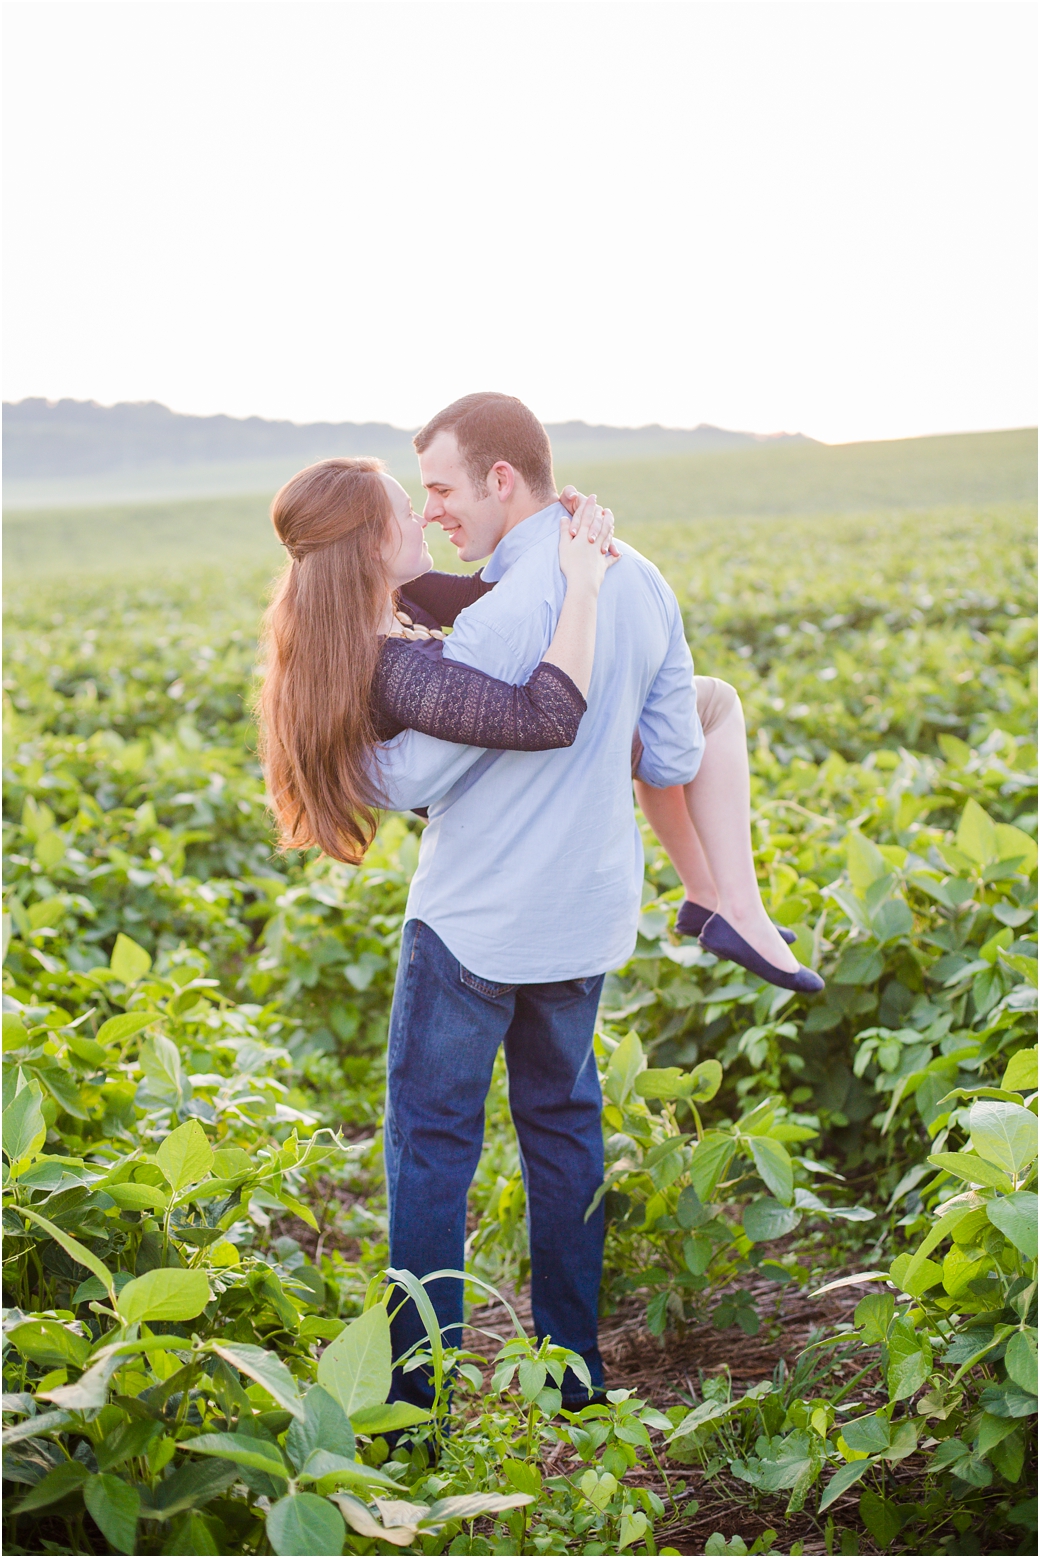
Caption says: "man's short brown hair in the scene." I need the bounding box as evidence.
[414,392,555,500]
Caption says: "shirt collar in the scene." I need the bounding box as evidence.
[480,501,566,583]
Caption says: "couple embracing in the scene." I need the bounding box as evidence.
[258,392,822,1409]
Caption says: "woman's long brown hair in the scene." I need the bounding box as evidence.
[257,457,393,863]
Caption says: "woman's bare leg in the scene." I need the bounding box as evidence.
[634,780,718,909]
[636,701,799,972]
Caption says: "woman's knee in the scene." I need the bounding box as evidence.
[695,675,743,735]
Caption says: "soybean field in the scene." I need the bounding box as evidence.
[2,429,1037,1557]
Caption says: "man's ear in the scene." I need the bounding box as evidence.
[487,461,517,503]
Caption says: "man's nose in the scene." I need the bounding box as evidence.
[422,494,441,521]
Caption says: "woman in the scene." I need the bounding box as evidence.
[258,457,821,995]
[258,454,615,861]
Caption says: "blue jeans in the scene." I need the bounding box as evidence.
[384,919,605,1407]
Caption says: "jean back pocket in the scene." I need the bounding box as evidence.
[459,964,517,1002]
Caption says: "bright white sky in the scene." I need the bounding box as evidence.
[3,0,1036,442]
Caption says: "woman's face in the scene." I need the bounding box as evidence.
[380,474,433,587]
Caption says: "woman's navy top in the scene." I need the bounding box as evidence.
[371,570,586,751]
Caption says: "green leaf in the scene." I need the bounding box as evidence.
[266,1491,346,1557]
[969,1099,1038,1177]
[854,1291,895,1342]
[331,1494,410,1543]
[688,1132,736,1203]
[276,1191,319,1233]
[7,1318,91,1369]
[211,1147,254,1179]
[859,1490,902,1548]
[210,1341,306,1420]
[188,1432,289,1480]
[689,1058,723,1101]
[1004,1330,1038,1396]
[995,822,1037,874]
[743,1197,801,1243]
[117,1267,211,1324]
[1002,1048,1039,1093]
[927,1151,1012,1191]
[979,1381,1039,1419]
[957,799,999,866]
[2,1013,29,1050]
[635,1067,689,1100]
[156,1118,214,1191]
[286,1385,356,1472]
[95,1011,161,1047]
[987,1192,1038,1258]
[110,932,152,984]
[65,1031,109,1066]
[40,1349,124,1411]
[999,950,1039,986]
[841,1413,890,1454]
[350,1400,432,1436]
[888,1251,942,1298]
[0,1408,72,1446]
[316,1302,392,1417]
[19,1205,116,1303]
[104,1181,170,1212]
[425,1492,535,1526]
[2,1079,46,1162]
[96,1415,164,1472]
[73,1271,135,1305]
[989,1428,1025,1482]
[15,1459,90,1511]
[28,894,66,929]
[138,1457,238,1520]
[518,1358,547,1402]
[159,1512,222,1555]
[747,1136,794,1205]
[880,1418,920,1462]
[847,831,888,892]
[300,1450,404,1491]
[887,1316,932,1402]
[675,1185,710,1229]
[683,1232,715,1274]
[976,1410,1019,1457]
[872,898,913,943]
[84,1474,140,1555]
[139,1032,187,1107]
[604,1029,645,1107]
[819,1458,870,1512]
[831,942,885,986]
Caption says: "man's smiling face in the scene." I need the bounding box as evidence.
[418,431,506,563]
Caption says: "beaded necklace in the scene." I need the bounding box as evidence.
[386,608,446,643]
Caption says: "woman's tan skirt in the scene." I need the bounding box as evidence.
[631,676,738,777]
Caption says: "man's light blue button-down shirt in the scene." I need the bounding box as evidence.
[374,502,704,984]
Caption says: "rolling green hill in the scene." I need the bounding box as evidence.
[3,426,1035,586]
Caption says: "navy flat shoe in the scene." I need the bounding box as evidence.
[676,899,796,944]
[700,912,824,994]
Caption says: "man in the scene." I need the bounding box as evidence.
[377,392,702,1407]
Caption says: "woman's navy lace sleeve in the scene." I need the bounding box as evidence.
[399,570,494,628]
[373,638,586,750]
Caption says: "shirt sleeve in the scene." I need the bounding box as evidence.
[400,570,495,627]
[373,727,489,812]
[634,595,704,787]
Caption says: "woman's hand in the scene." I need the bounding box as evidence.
[560,484,620,556]
[558,494,619,592]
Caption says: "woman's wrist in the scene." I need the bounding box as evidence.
[563,576,602,601]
